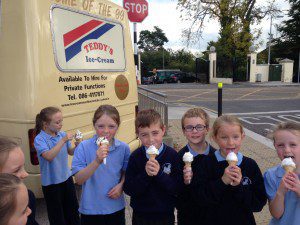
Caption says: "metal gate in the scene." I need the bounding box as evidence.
[269,64,282,81]
[195,58,209,83]
[217,56,247,82]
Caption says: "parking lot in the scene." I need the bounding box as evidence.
[147,82,300,139]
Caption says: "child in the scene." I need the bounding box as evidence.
[177,108,216,225]
[124,109,182,225]
[264,122,300,225]
[0,137,39,225]
[34,107,80,225]
[191,115,267,225]
[0,173,32,225]
[72,105,130,225]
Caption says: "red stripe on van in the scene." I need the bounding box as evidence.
[63,20,103,47]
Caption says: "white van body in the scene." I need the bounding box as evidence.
[0,0,139,197]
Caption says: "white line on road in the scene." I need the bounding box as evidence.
[227,110,300,115]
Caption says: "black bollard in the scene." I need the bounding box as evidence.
[218,83,222,117]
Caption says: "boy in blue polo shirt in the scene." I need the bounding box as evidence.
[124,109,182,225]
[264,122,300,225]
[72,105,130,225]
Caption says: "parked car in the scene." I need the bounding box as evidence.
[155,69,180,83]
[141,75,154,85]
[168,72,198,83]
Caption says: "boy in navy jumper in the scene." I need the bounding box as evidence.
[177,108,216,225]
[124,109,182,225]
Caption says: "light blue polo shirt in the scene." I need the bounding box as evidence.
[214,150,243,166]
[264,165,300,225]
[72,135,130,215]
[187,142,210,157]
[34,130,72,186]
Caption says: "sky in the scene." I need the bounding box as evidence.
[112,0,290,54]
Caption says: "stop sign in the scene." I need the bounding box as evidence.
[123,0,148,23]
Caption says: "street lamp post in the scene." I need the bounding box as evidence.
[267,15,284,65]
[267,16,273,65]
[162,48,165,70]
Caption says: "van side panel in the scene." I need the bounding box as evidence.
[0,0,138,197]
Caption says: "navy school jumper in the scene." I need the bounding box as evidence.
[124,145,183,220]
[190,153,267,225]
[176,144,216,225]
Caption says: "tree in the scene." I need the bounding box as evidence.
[177,0,277,47]
[138,26,169,51]
[177,0,279,80]
[273,0,299,79]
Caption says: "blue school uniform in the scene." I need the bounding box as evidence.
[34,130,80,225]
[264,165,300,225]
[72,135,130,215]
[34,130,72,186]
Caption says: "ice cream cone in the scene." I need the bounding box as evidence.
[184,162,192,167]
[283,165,295,173]
[75,130,83,142]
[227,160,238,166]
[149,154,157,160]
[75,137,83,142]
[281,157,296,173]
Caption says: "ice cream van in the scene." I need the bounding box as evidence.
[0,0,139,197]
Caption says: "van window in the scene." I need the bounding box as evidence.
[51,5,126,72]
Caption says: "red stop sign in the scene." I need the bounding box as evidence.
[123,0,148,23]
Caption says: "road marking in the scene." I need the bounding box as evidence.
[227,110,300,115]
[277,115,300,123]
[175,90,215,102]
[208,111,275,149]
[235,89,263,100]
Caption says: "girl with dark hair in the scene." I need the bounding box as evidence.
[34,107,80,225]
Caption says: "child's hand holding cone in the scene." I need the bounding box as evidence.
[95,137,109,165]
[183,152,193,184]
[224,152,242,186]
[146,145,159,176]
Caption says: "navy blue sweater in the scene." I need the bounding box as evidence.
[191,153,267,225]
[124,145,183,218]
[176,144,216,225]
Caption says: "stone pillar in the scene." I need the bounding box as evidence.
[209,52,217,81]
[248,52,257,83]
[279,58,294,82]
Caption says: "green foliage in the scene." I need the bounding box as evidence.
[138,26,169,51]
[138,27,196,76]
[140,48,196,76]
[273,0,299,68]
[177,0,279,79]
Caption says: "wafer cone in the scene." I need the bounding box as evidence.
[149,154,157,160]
[227,160,238,166]
[283,165,296,173]
[75,137,83,142]
[184,162,192,167]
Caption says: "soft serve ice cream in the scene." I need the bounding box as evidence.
[96,137,109,165]
[146,145,159,160]
[226,152,238,166]
[183,152,194,166]
[281,157,296,173]
[183,152,194,184]
[75,130,83,141]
